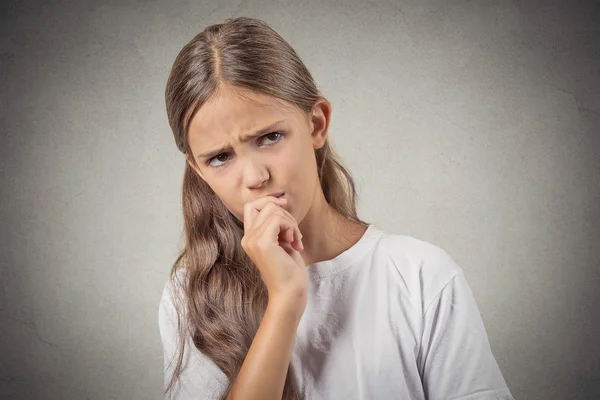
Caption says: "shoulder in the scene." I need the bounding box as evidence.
[157,268,229,397]
[158,267,189,337]
[159,267,188,308]
[374,227,464,314]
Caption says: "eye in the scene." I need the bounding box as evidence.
[206,153,230,169]
[206,132,284,169]
[260,132,283,145]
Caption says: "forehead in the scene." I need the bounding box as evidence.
[188,86,299,150]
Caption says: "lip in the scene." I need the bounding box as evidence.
[269,192,285,198]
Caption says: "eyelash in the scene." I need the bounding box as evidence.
[205,132,285,169]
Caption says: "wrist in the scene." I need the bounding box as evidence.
[267,292,306,323]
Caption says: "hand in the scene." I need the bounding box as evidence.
[241,196,307,312]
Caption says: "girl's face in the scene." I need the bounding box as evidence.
[185,85,329,224]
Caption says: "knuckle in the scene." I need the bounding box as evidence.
[264,201,277,211]
[255,239,269,251]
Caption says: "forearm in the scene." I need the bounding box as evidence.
[226,300,301,400]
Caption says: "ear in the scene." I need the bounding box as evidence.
[310,98,331,150]
[185,154,204,179]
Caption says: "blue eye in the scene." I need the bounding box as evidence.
[206,132,284,169]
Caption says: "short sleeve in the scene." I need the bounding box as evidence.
[158,272,228,400]
[418,270,515,400]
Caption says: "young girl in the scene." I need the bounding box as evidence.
[159,16,514,400]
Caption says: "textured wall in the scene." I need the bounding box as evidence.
[1,0,598,399]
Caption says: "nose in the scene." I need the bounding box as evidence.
[242,156,269,190]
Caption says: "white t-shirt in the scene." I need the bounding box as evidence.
[158,224,515,399]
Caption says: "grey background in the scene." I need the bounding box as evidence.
[1,0,599,399]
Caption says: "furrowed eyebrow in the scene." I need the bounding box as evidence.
[196,120,285,159]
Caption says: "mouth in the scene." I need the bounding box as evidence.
[275,192,285,198]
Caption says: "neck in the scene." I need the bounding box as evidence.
[297,187,367,267]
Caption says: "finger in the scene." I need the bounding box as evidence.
[255,209,297,249]
[280,228,294,248]
[292,227,304,252]
[248,201,302,252]
[254,205,300,248]
[286,226,304,252]
[252,202,291,235]
[243,196,287,231]
[274,210,302,250]
[280,220,303,252]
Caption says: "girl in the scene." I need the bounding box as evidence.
[158,16,514,400]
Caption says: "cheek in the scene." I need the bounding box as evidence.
[279,146,301,176]
[281,137,313,174]
[279,143,317,201]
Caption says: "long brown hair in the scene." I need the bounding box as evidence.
[164,16,369,400]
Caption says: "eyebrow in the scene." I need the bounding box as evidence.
[196,120,285,159]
